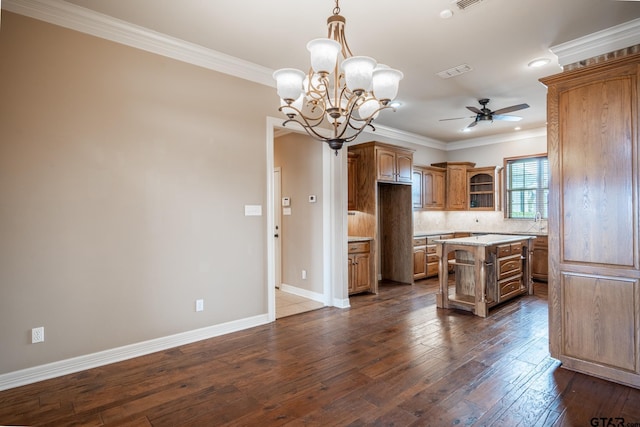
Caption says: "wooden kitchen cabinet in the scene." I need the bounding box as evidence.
[412,237,427,280]
[531,235,548,282]
[376,145,413,183]
[541,50,640,388]
[413,166,446,210]
[432,162,476,210]
[468,166,500,210]
[348,240,375,294]
[347,151,359,211]
[348,142,414,286]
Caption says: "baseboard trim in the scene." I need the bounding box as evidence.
[279,283,325,304]
[0,313,270,391]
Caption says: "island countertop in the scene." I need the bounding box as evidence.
[434,233,536,247]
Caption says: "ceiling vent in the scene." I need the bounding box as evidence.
[456,0,483,10]
[436,63,473,79]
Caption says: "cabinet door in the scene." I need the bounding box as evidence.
[347,254,356,293]
[413,246,427,279]
[543,57,640,387]
[423,168,445,210]
[396,153,413,183]
[352,253,371,293]
[446,165,468,210]
[412,170,423,208]
[531,237,548,282]
[376,148,397,182]
[348,154,358,211]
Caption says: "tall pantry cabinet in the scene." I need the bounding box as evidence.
[541,51,640,388]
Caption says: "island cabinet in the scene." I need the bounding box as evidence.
[435,234,534,317]
[431,162,476,210]
[413,233,455,281]
[541,50,640,388]
[348,239,376,294]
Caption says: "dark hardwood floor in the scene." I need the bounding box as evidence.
[1,279,640,426]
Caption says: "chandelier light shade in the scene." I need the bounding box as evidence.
[273,0,403,153]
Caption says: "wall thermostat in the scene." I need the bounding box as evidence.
[282,197,290,207]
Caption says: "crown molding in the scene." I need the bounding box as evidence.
[1,0,275,87]
[363,124,448,150]
[551,17,640,67]
[446,127,547,151]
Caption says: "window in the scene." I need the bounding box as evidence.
[504,155,548,219]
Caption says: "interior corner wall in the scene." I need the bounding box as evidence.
[274,133,324,295]
[0,12,274,375]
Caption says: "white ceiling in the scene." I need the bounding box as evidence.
[37,0,640,143]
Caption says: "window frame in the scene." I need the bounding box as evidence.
[503,153,549,220]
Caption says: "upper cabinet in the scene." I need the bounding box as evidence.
[468,166,501,211]
[376,145,413,183]
[432,162,476,210]
[413,166,445,210]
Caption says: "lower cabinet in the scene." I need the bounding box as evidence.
[531,236,548,282]
[413,238,427,279]
[414,234,455,280]
[348,240,375,294]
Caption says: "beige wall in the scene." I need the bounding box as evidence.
[274,133,324,295]
[0,12,274,374]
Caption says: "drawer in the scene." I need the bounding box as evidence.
[427,254,439,263]
[426,245,437,254]
[499,257,522,280]
[348,241,370,253]
[499,276,522,297]
[510,242,523,255]
[413,237,427,246]
[440,234,454,239]
[497,244,511,258]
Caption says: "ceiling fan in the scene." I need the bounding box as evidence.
[440,98,530,128]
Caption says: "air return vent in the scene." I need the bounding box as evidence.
[436,63,473,79]
[456,0,483,10]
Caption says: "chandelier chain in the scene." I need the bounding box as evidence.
[333,0,340,15]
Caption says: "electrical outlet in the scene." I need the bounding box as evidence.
[195,299,204,312]
[32,327,44,344]
[302,270,307,280]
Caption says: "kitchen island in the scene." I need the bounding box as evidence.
[435,234,535,317]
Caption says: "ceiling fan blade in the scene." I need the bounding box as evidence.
[467,120,478,128]
[492,114,523,122]
[466,106,483,114]
[491,103,530,115]
[439,116,472,121]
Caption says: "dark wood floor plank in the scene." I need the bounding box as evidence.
[2,279,640,426]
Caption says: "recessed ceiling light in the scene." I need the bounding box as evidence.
[528,58,551,68]
[440,9,454,19]
[461,127,473,133]
[389,101,402,108]
[514,126,521,131]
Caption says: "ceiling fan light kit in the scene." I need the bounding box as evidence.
[273,0,403,153]
[441,98,530,129]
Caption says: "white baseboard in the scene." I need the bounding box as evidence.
[332,297,351,309]
[0,313,270,392]
[279,283,325,304]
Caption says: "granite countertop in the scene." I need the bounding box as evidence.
[433,234,537,246]
[413,230,455,238]
[348,236,374,242]
[414,230,547,238]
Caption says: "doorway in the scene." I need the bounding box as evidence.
[267,117,349,320]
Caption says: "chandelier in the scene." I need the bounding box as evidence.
[272,0,403,153]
